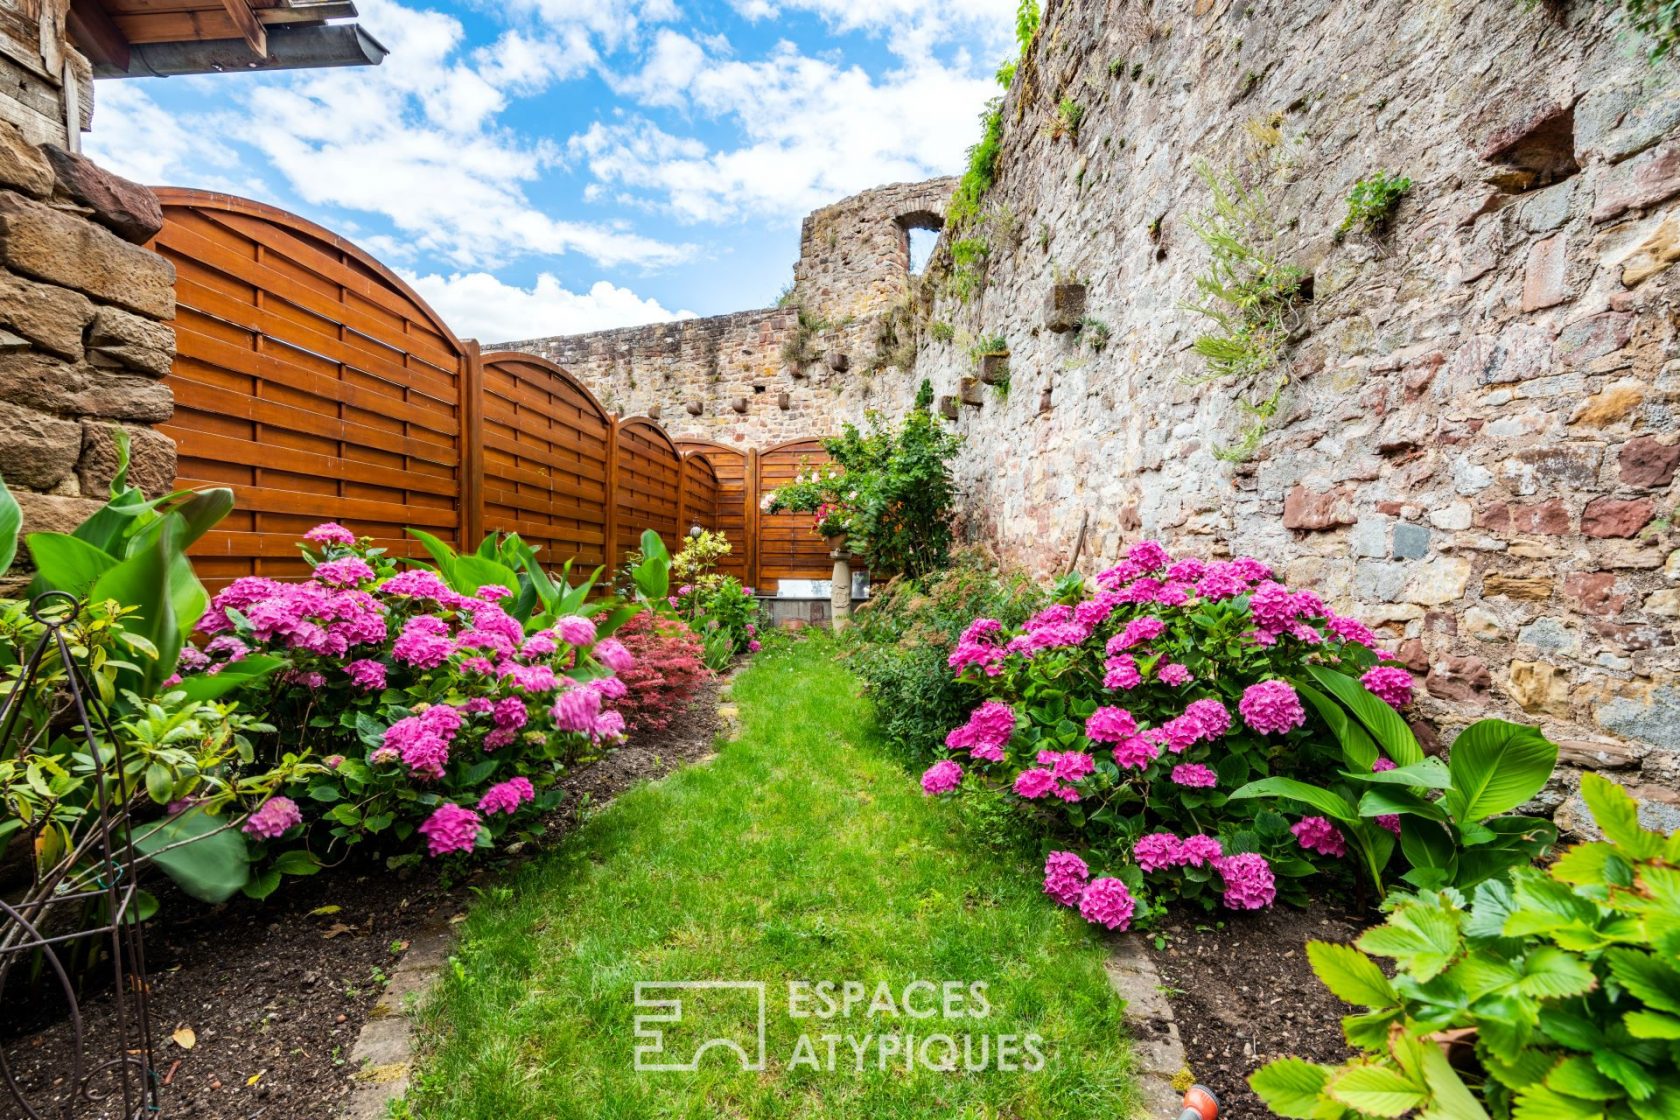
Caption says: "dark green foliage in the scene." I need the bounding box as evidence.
[1624,0,1680,59]
[1338,169,1412,237]
[946,102,1005,229]
[822,384,962,580]
[844,555,1043,768]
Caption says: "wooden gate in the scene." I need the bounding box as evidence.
[756,438,839,590]
[675,440,749,584]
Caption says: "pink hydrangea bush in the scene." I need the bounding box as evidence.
[196,527,635,868]
[922,538,1412,925]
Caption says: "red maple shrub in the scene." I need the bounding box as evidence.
[612,611,711,733]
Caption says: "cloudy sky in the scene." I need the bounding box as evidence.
[88,0,1013,341]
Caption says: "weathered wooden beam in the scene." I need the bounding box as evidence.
[217,0,266,56]
[67,0,131,71]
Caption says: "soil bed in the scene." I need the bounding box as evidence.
[1148,901,1372,1119]
[1,676,722,1120]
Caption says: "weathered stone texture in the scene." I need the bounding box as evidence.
[0,191,175,318]
[40,146,165,244]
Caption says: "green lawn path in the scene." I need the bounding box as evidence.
[408,635,1138,1119]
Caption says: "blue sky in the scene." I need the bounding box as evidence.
[87,0,1013,341]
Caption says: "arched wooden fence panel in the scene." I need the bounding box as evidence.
[611,418,682,573]
[480,350,612,573]
[676,441,749,584]
[757,438,839,588]
[152,189,473,586]
[151,188,833,595]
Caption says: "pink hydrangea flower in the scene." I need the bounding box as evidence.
[1183,698,1232,739]
[1170,763,1218,788]
[418,803,481,858]
[551,686,602,733]
[1239,680,1307,735]
[1043,851,1089,906]
[1156,714,1203,754]
[1079,877,1137,930]
[1127,539,1170,572]
[1371,758,1402,834]
[1361,666,1414,709]
[1157,662,1194,686]
[1133,832,1182,873]
[748,639,762,652]
[1178,834,1223,868]
[478,777,535,816]
[1325,613,1378,648]
[946,701,1016,761]
[476,584,512,602]
[393,616,454,669]
[1196,563,1248,600]
[1292,816,1347,858]
[1103,655,1143,689]
[346,659,386,691]
[304,522,357,547]
[1112,735,1159,770]
[1248,581,1298,635]
[555,615,597,647]
[1110,616,1166,652]
[1215,852,1277,910]
[381,570,452,600]
[242,796,302,840]
[594,638,635,673]
[921,759,964,795]
[1039,751,1094,783]
[315,556,375,588]
[385,716,450,780]
[520,634,557,659]
[1085,706,1139,744]
[1013,768,1058,799]
[592,710,627,741]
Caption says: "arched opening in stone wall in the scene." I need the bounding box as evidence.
[897,210,943,276]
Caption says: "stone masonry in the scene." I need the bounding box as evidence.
[503,0,1680,822]
[495,178,955,446]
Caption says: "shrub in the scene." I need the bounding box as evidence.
[197,526,636,878]
[1252,772,1680,1120]
[844,552,1044,768]
[672,575,763,666]
[610,612,710,733]
[923,540,1557,930]
[670,529,732,585]
[1338,169,1412,238]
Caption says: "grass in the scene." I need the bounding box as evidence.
[407,636,1137,1119]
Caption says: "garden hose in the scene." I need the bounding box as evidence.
[1178,1084,1219,1120]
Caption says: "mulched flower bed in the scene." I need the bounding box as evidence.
[1148,902,1372,1118]
[1,676,723,1120]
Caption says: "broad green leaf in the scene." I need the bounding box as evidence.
[1580,772,1663,860]
[1606,949,1680,1014]
[1326,1063,1427,1117]
[144,761,175,804]
[1307,941,1396,1007]
[25,531,117,599]
[1250,1058,1337,1119]
[90,512,183,697]
[1518,946,1597,1000]
[1308,665,1423,767]
[1419,1043,1491,1119]
[170,654,285,702]
[1593,1049,1656,1100]
[1351,758,1453,789]
[1230,776,1359,824]
[271,850,323,877]
[1513,1082,1607,1120]
[1550,842,1620,887]
[1297,679,1379,772]
[1448,952,1521,1001]
[132,807,250,903]
[0,470,20,573]
[1444,720,1558,823]
[241,867,281,900]
[1357,901,1463,981]
[1546,1055,1620,1100]
[1359,786,1448,821]
[164,488,234,552]
[1625,1011,1680,1039]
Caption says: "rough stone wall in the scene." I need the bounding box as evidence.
[494,178,957,445]
[0,115,176,582]
[896,0,1680,822]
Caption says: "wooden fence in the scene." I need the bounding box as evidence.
[150,189,820,592]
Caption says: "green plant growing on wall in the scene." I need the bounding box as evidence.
[780,307,828,369]
[1184,161,1307,461]
[1077,315,1111,352]
[928,320,955,344]
[1338,170,1412,239]
[1051,98,1085,142]
[774,281,797,308]
[950,0,1039,228]
[870,298,918,373]
[1622,0,1680,58]
[946,236,991,304]
[970,334,1008,360]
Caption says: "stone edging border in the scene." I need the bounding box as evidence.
[339,669,746,1119]
[1105,933,1190,1119]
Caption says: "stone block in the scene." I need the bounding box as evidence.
[1463,606,1502,640]
[959,376,983,407]
[1557,785,1680,841]
[40,146,164,244]
[1621,216,1679,287]
[1518,617,1580,655]
[1520,234,1570,312]
[1562,571,1627,616]
[1499,445,1602,496]
[1556,314,1635,369]
[729,397,747,414]
[1483,573,1553,600]
[78,422,177,497]
[1645,589,1680,617]
[1618,436,1680,489]
[1043,283,1086,332]
[1507,660,1568,714]
[86,305,174,379]
[67,370,173,424]
[0,121,53,199]
[0,400,80,490]
[14,490,101,540]
[978,352,1009,385]
[1405,556,1471,606]
[1282,483,1355,531]
[0,192,175,318]
[1593,684,1680,750]
[684,400,702,416]
[826,351,849,373]
[1507,499,1571,536]
[1592,140,1680,223]
[777,391,790,410]
[1581,497,1654,539]
[1555,738,1646,770]
[1570,382,1643,428]
[0,268,94,360]
[1391,522,1431,560]
[1426,656,1492,702]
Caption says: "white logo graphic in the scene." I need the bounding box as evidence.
[633,981,768,1072]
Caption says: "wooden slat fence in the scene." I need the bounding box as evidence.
[151,188,834,593]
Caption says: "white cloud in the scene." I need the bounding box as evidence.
[573,36,997,223]
[84,82,235,185]
[728,0,1015,59]
[407,270,694,342]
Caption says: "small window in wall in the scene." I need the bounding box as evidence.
[907,227,939,275]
